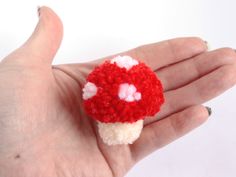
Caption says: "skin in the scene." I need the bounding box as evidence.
[0,6,236,177]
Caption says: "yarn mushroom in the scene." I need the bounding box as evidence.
[82,55,164,145]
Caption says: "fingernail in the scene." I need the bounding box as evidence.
[205,106,212,116]
[204,40,210,51]
[37,6,41,17]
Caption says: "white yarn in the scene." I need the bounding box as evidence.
[82,82,97,100]
[110,55,139,70]
[118,83,142,102]
[98,120,144,145]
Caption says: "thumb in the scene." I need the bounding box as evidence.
[5,6,63,66]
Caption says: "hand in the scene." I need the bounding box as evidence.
[0,6,235,177]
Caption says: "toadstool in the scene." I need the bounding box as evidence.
[82,55,164,145]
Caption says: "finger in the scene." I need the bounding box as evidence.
[92,37,207,70]
[157,48,236,91]
[2,6,63,66]
[151,64,236,123]
[130,105,210,162]
[128,37,208,70]
[56,37,207,82]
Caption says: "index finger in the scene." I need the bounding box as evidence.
[53,37,207,84]
[94,37,208,70]
[134,37,207,70]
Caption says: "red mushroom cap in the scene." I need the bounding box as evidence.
[83,59,164,123]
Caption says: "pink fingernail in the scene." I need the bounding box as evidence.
[204,40,210,50]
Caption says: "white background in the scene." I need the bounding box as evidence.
[0,0,236,177]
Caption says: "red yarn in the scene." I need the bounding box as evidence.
[83,60,164,123]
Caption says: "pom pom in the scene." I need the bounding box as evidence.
[82,55,164,145]
[97,120,143,145]
[82,82,98,100]
[110,55,139,70]
[83,56,164,123]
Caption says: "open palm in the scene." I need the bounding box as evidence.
[0,7,236,177]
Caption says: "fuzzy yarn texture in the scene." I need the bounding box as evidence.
[97,120,144,145]
[83,55,164,123]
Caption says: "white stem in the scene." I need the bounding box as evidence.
[97,120,144,145]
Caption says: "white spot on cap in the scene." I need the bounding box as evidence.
[111,55,139,70]
[118,83,141,102]
[134,92,141,100]
[82,82,97,100]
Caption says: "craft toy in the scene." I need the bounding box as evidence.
[82,55,164,145]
